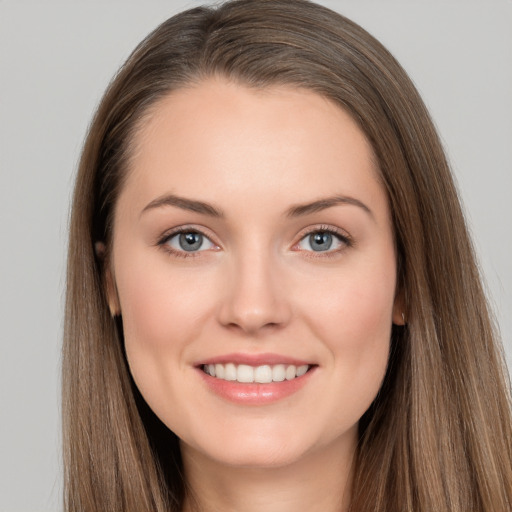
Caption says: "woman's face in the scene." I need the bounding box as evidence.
[108,78,402,469]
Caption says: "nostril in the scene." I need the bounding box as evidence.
[216,265,293,333]
[223,318,284,336]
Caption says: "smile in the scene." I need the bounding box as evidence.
[203,363,311,383]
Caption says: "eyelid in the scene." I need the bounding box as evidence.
[157,224,218,243]
[155,223,352,258]
[292,224,353,255]
[156,225,221,257]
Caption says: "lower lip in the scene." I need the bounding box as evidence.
[197,367,316,405]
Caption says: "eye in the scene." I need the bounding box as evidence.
[296,229,350,253]
[161,229,216,255]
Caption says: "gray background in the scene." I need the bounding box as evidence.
[1,1,510,510]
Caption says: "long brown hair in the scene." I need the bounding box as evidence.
[63,1,512,510]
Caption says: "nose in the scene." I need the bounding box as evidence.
[217,250,292,336]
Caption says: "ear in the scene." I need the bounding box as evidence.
[392,287,406,326]
[95,241,121,317]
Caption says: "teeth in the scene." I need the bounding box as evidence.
[296,364,308,377]
[272,364,286,382]
[225,363,237,381]
[237,364,254,383]
[254,365,272,383]
[285,365,296,380]
[203,363,311,383]
[215,363,225,379]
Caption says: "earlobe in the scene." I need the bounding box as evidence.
[95,241,121,317]
[392,290,407,326]
[105,268,121,317]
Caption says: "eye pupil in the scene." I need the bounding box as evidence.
[310,232,332,251]
[179,232,202,251]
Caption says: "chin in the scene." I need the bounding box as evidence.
[180,419,350,471]
[196,440,309,469]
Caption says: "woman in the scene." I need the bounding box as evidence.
[63,0,512,510]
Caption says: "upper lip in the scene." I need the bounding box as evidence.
[196,352,314,367]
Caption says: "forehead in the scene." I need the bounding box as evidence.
[118,78,387,221]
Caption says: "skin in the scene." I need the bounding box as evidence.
[106,77,404,512]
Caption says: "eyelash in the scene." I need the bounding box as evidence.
[156,224,353,259]
[295,225,353,259]
[157,226,218,259]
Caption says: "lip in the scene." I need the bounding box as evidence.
[196,352,313,367]
[195,353,317,405]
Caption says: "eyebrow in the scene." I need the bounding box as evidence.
[140,193,373,219]
[141,194,225,218]
[285,195,373,219]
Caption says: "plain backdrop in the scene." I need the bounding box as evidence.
[1,1,511,510]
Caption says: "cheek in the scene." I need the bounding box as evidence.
[301,254,396,403]
[305,255,395,338]
[113,254,217,407]
[119,272,183,354]
[117,253,213,348]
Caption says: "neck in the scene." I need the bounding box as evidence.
[180,433,356,512]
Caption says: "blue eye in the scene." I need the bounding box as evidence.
[164,231,215,253]
[297,230,347,252]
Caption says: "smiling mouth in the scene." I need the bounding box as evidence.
[202,363,312,383]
